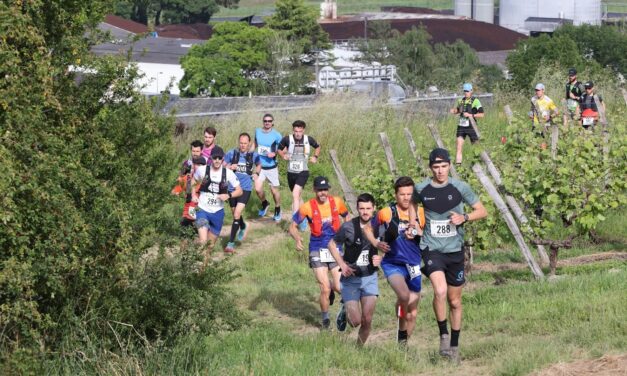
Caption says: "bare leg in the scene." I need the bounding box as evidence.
[270,185,281,207]
[405,291,421,337]
[312,267,331,313]
[254,176,266,202]
[429,271,449,322]
[386,274,411,331]
[456,137,464,164]
[291,184,303,214]
[357,296,377,345]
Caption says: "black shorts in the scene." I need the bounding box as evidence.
[456,126,479,143]
[420,248,465,286]
[287,171,310,191]
[229,190,252,207]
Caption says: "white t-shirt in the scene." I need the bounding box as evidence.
[193,166,240,213]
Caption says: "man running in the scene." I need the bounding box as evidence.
[579,81,605,129]
[327,193,382,345]
[253,114,283,222]
[289,176,349,329]
[565,68,584,120]
[277,120,321,230]
[449,83,484,165]
[224,133,261,253]
[192,146,242,264]
[529,83,558,135]
[200,126,218,161]
[411,148,487,364]
[171,140,205,240]
[363,177,425,348]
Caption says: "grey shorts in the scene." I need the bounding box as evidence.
[341,273,379,302]
[308,250,339,269]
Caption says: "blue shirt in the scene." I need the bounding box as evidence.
[255,128,282,168]
[224,148,260,192]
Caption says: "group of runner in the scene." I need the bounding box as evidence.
[529,68,605,133]
[287,146,487,364]
[172,114,321,261]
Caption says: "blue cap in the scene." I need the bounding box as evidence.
[462,83,473,92]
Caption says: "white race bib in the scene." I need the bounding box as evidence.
[201,193,220,209]
[430,219,457,238]
[236,163,248,173]
[583,117,594,126]
[319,248,336,263]
[406,264,421,279]
[187,206,197,219]
[356,249,370,267]
[288,160,304,173]
[459,118,470,127]
[257,145,271,156]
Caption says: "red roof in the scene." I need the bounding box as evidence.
[321,18,526,52]
[104,14,149,34]
[155,23,214,39]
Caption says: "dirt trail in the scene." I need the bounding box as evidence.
[533,353,627,375]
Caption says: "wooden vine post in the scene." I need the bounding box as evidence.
[379,132,398,178]
[468,115,482,140]
[479,151,550,266]
[404,127,427,175]
[472,164,545,279]
[504,105,513,125]
[329,149,357,216]
[622,88,627,107]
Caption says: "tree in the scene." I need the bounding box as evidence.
[179,22,274,97]
[115,0,240,25]
[506,34,587,90]
[266,0,331,55]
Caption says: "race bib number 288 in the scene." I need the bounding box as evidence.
[430,220,457,238]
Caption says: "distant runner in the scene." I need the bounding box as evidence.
[579,81,605,130]
[224,133,261,253]
[327,193,382,345]
[363,176,426,348]
[192,146,242,264]
[171,140,205,240]
[565,68,584,120]
[449,83,484,165]
[411,148,487,364]
[289,176,349,330]
[529,83,558,136]
[200,126,218,161]
[277,120,321,230]
[253,114,283,222]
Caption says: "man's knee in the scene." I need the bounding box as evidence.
[433,284,448,301]
[448,295,462,310]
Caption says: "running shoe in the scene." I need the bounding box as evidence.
[298,220,308,231]
[329,290,335,306]
[321,318,331,330]
[258,202,269,217]
[224,242,236,254]
[336,303,347,332]
[439,334,450,356]
[447,346,461,365]
[273,210,281,222]
[236,222,247,242]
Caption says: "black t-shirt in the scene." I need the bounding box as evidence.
[333,217,378,276]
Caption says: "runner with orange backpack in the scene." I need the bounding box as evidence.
[289,176,349,329]
[171,140,204,239]
[579,81,605,129]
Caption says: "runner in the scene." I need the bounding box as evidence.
[192,146,243,265]
[565,68,584,120]
[200,126,218,161]
[171,140,205,241]
[362,176,426,348]
[579,81,605,130]
[223,133,261,253]
[277,120,321,230]
[253,114,283,222]
[327,193,382,345]
[411,148,487,364]
[289,176,349,329]
[449,83,484,165]
[529,83,558,136]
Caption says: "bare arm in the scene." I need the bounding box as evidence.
[289,221,304,251]
[362,222,390,253]
[449,201,488,226]
[328,239,353,277]
[310,146,321,163]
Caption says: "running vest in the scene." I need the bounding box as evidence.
[310,196,341,237]
[580,94,600,112]
[230,150,254,175]
[343,217,379,276]
[383,204,421,246]
[288,135,310,157]
[457,96,476,115]
[287,135,310,173]
[199,167,228,194]
[565,81,584,100]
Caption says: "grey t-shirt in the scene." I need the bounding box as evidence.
[412,178,479,253]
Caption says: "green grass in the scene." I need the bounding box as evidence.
[215,0,454,17]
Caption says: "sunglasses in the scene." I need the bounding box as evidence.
[535,89,542,91]
[263,119,273,123]
[212,156,223,160]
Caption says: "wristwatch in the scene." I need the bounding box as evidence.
[463,213,469,223]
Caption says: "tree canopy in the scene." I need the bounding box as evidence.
[115,0,240,25]
[266,0,331,54]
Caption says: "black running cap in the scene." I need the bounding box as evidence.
[429,148,451,165]
[192,156,206,165]
[568,68,577,75]
[210,146,225,158]
[584,81,594,88]
[313,176,331,190]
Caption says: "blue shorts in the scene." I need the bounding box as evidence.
[195,209,225,236]
[341,273,379,302]
[381,261,422,293]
